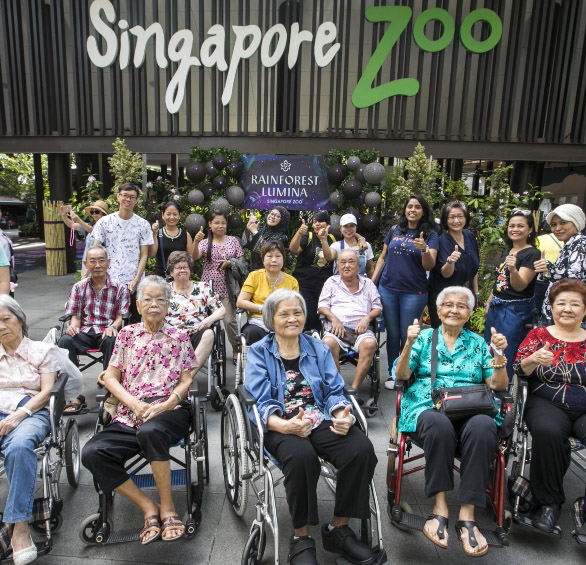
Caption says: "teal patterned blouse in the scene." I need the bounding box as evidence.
[398,327,501,432]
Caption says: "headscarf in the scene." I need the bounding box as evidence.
[546,204,586,232]
[260,206,290,241]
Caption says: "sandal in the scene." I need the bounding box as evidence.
[64,395,87,415]
[423,513,448,549]
[161,515,185,541]
[139,515,161,545]
[455,520,488,557]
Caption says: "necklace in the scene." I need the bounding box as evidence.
[163,227,181,240]
[266,271,283,293]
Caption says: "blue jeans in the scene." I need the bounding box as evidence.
[379,286,428,373]
[484,296,534,381]
[0,399,50,523]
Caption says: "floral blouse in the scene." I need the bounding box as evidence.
[198,236,244,298]
[109,323,196,429]
[513,326,586,411]
[166,282,223,335]
[399,327,499,432]
[282,356,324,429]
[542,233,586,322]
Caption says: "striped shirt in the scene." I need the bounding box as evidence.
[64,274,130,333]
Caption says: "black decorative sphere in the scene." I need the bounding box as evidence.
[364,162,386,184]
[205,161,219,178]
[342,179,362,199]
[345,207,360,219]
[228,213,244,229]
[364,191,382,208]
[201,183,214,200]
[212,153,227,170]
[329,214,341,231]
[354,166,365,184]
[185,162,206,183]
[188,189,205,206]
[327,164,347,185]
[226,185,245,206]
[329,191,342,206]
[185,213,206,234]
[361,213,380,232]
[346,156,361,171]
[228,160,243,178]
[212,175,227,190]
[212,197,230,215]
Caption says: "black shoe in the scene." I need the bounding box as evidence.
[288,535,318,565]
[321,524,375,565]
[531,505,561,533]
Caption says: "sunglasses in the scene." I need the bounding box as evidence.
[511,208,531,216]
[89,210,103,215]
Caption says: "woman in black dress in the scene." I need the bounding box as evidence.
[149,202,194,277]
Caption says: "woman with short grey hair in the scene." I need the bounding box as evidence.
[436,286,475,313]
[136,275,172,302]
[0,295,28,336]
[262,289,307,331]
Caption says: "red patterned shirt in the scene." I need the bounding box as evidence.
[64,274,130,333]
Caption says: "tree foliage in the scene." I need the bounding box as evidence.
[107,138,145,191]
[0,153,48,204]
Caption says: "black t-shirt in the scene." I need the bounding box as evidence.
[281,356,320,420]
[493,246,541,300]
[292,231,338,286]
[154,229,188,276]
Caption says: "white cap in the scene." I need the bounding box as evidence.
[340,213,357,226]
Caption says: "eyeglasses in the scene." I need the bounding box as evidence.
[447,215,465,221]
[441,302,470,311]
[174,266,190,271]
[89,210,103,215]
[140,297,169,305]
[87,258,107,265]
[267,212,281,219]
[119,193,137,201]
[512,208,531,216]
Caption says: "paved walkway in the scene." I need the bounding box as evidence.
[3,265,585,564]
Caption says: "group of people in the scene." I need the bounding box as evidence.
[0,182,584,564]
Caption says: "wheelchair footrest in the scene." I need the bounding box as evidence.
[130,469,186,489]
[571,530,586,545]
[513,514,562,537]
[336,548,387,565]
[102,529,141,545]
[392,506,504,547]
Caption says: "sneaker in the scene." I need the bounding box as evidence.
[321,524,375,565]
[384,377,395,390]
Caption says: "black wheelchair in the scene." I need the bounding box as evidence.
[0,375,80,561]
[316,315,384,418]
[203,320,228,412]
[387,379,515,548]
[507,374,586,544]
[221,383,387,564]
[79,385,208,545]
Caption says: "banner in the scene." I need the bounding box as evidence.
[242,155,332,211]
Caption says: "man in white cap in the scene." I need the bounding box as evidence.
[534,203,586,324]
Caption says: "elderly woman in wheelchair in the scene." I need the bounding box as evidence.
[244,288,379,565]
[394,286,508,557]
[512,278,586,537]
[0,296,60,565]
[81,276,198,545]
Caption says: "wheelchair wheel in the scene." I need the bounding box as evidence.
[210,387,230,412]
[321,461,337,494]
[385,417,399,488]
[221,394,249,516]
[389,500,413,531]
[65,419,81,486]
[216,326,227,386]
[365,398,377,418]
[31,514,63,534]
[79,513,113,545]
[242,526,266,565]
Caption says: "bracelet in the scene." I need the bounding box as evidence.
[446,257,454,264]
[489,357,507,369]
[174,391,182,403]
[423,245,430,254]
[348,413,356,425]
[358,237,365,241]
[18,406,33,417]
[258,305,262,313]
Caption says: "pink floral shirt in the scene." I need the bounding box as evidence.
[0,337,60,413]
[198,236,244,297]
[109,323,196,429]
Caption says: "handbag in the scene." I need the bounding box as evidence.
[429,329,497,421]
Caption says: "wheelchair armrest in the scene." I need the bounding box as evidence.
[343,384,357,396]
[494,389,513,405]
[96,393,107,404]
[237,384,257,406]
[50,373,69,421]
[58,314,70,322]
[236,308,247,315]
[189,386,199,398]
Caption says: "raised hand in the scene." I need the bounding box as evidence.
[490,326,508,353]
[317,225,329,239]
[298,218,309,235]
[414,231,427,252]
[533,342,554,367]
[330,405,353,436]
[194,226,205,243]
[247,215,259,233]
[406,318,421,344]
[534,250,548,273]
[288,407,312,437]
[504,251,518,271]
[449,245,461,264]
[151,220,160,233]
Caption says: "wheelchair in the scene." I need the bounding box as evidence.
[221,383,387,564]
[507,374,586,544]
[0,374,80,561]
[386,379,515,548]
[79,385,208,546]
[317,315,384,418]
[203,320,228,412]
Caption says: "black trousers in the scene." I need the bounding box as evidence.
[412,409,498,507]
[241,323,268,346]
[128,291,140,324]
[81,406,190,493]
[525,393,586,506]
[299,282,325,332]
[264,420,377,529]
[58,329,116,370]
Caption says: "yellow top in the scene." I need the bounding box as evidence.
[536,233,563,264]
[241,269,300,318]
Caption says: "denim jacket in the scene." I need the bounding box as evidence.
[244,332,350,430]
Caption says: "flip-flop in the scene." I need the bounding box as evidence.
[139,515,161,545]
[63,395,87,415]
[161,514,185,541]
[455,520,488,557]
[423,513,448,549]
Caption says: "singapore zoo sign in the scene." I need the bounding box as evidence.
[87,1,503,114]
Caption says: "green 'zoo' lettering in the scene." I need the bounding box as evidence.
[352,6,503,109]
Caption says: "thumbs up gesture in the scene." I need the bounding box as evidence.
[406,318,421,344]
[289,407,312,437]
[151,220,160,234]
[414,231,427,252]
[504,250,518,271]
[448,244,461,264]
[534,250,548,273]
[490,326,508,353]
[298,218,309,235]
[194,226,205,243]
[534,342,554,367]
[330,405,353,436]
